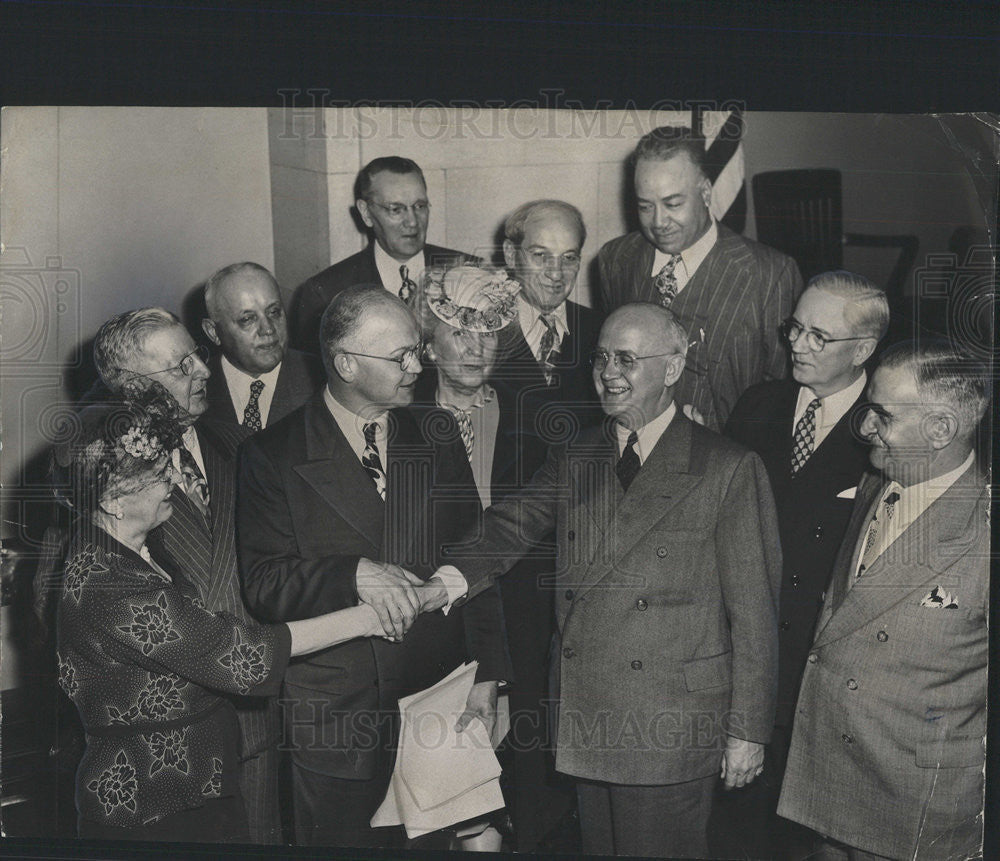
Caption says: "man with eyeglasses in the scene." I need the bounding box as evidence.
[597,126,802,430]
[238,286,509,848]
[419,302,781,858]
[716,271,888,860]
[91,307,285,844]
[292,156,479,353]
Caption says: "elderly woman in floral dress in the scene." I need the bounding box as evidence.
[54,387,406,843]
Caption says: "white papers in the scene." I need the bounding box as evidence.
[371,662,506,838]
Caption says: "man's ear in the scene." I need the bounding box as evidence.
[699,176,713,211]
[664,353,686,388]
[332,352,355,382]
[925,410,959,451]
[852,337,878,367]
[356,199,374,229]
[201,318,220,346]
[502,239,519,271]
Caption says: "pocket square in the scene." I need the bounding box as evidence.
[920,586,958,608]
[836,486,857,499]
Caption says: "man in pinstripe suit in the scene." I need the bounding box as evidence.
[93,308,283,844]
[598,127,803,430]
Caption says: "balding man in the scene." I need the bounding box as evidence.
[778,342,990,861]
[598,126,802,430]
[202,262,322,430]
[422,302,782,857]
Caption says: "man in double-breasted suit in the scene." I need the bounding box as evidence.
[201,262,323,430]
[423,302,782,858]
[93,308,283,844]
[292,156,478,352]
[237,286,508,848]
[597,126,802,430]
[778,342,990,861]
[716,272,889,858]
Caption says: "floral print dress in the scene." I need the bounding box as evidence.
[56,526,291,830]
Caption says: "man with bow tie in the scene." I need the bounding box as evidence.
[777,342,990,861]
[292,156,479,352]
[597,126,802,430]
[421,302,782,858]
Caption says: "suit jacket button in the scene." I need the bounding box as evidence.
[813,526,824,539]
[656,546,667,558]
[630,660,642,670]
[847,679,858,690]
[780,620,790,631]
[842,733,854,744]
[877,630,889,642]
[565,589,574,601]
[567,530,575,540]
[563,647,575,659]
[807,653,818,664]
[636,599,648,611]
[790,574,800,587]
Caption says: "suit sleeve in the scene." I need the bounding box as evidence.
[596,244,615,317]
[762,255,803,383]
[237,437,361,622]
[716,449,782,743]
[290,278,327,355]
[461,583,514,684]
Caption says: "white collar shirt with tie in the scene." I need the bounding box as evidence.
[322,386,387,463]
[517,296,569,365]
[649,220,718,296]
[220,354,282,428]
[793,372,867,452]
[373,241,423,298]
[614,401,677,464]
[181,425,207,479]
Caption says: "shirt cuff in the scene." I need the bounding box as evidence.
[431,565,468,614]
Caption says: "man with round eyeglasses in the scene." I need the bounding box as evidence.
[719,271,889,860]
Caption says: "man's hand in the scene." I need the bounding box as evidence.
[720,737,765,790]
[355,558,423,640]
[455,681,499,741]
[415,577,449,613]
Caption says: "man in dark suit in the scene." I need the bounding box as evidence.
[597,126,803,430]
[422,302,782,858]
[778,342,989,860]
[237,286,509,848]
[717,271,889,859]
[93,308,282,844]
[495,199,601,416]
[292,156,478,352]
[201,262,323,430]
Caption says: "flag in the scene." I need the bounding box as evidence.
[693,107,746,234]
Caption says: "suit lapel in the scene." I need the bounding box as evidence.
[205,355,239,425]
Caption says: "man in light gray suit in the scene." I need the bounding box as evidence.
[778,341,990,861]
[421,302,782,858]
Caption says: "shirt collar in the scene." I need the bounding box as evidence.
[373,241,424,292]
[322,386,386,458]
[220,353,282,390]
[615,401,677,465]
[798,371,867,430]
[517,295,569,339]
[652,219,718,278]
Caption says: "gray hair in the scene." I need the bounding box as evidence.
[93,307,181,393]
[807,270,889,340]
[204,261,279,320]
[504,199,587,248]
[318,284,406,379]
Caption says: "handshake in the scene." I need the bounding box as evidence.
[356,557,451,640]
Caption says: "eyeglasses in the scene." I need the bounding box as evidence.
[520,248,581,270]
[339,344,423,371]
[367,201,431,220]
[780,319,870,353]
[590,350,680,373]
[115,344,209,379]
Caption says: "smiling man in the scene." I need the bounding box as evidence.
[201,262,322,431]
[424,302,782,858]
[292,156,479,352]
[597,126,802,430]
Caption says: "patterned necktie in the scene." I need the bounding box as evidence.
[399,265,417,302]
[538,314,561,385]
[361,421,387,500]
[438,389,494,459]
[653,255,682,307]
[177,444,211,519]
[616,431,641,492]
[856,486,901,577]
[243,379,265,431]
[790,397,821,474]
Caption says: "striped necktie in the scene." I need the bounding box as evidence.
[538,314,560,385]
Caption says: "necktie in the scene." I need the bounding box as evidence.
[361,421,387,500]
[856,486,901,578]
[653,255,682,307]
[538,314,560,385]
[399,265,417,302]
[438,389,494,459]
[243,379,265,431]
[790,398,821,474]
[177,445,211,519]
[616,431,641,492]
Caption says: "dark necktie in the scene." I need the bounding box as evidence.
[538,314,560,385]
[399,265,417,302]
[790,397,821,474]
[243,379,265,431]
[616,431,641,492]
[361,421,387,500]
[177,445,211,519]
[653,255,682,307]
[856,487,901,578]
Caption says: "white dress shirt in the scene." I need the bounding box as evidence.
[650,220,718,296]
[181,425,206,478]
[792,372,867,451]
[374,242,424,296]
[220,354,282,427]
[517,296,569,363]
[322,386,386,461]
[615,401,677,464]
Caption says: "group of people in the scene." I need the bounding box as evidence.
[47,125,988,860]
